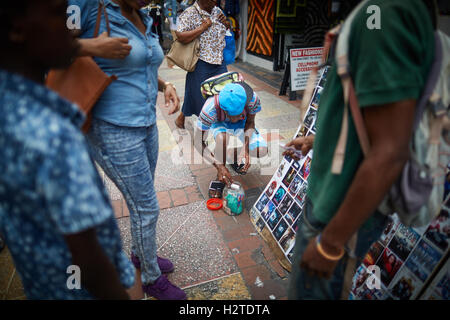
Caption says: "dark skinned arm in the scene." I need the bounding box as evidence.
[240,114,256,171]
[65,228,130,299]
[77,33,132,59]
[194,129,233,185]
[175,18,212,44]
[300,99,416,278]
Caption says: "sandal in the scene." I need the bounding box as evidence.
[230,163,247,175]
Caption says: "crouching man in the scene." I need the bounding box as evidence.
[194,82,268,188]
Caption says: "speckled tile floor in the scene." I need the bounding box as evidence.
[0,59,299,300]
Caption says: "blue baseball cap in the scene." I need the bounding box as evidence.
[218,83,247,116]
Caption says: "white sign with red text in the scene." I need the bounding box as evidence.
[289,47,324,91]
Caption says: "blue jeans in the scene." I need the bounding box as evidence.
[87,119,161,285]
[288,197,388,299]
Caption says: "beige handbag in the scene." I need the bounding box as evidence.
[166,35,200,72]
[166,6,203,72]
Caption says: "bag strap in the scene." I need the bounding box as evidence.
[94,0,111,38]
[330,0,371,174]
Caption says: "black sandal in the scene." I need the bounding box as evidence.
[230,163,247,175]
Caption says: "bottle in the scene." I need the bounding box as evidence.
[223,181,245,215]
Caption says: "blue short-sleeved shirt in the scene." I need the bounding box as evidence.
[70,0,164,127]
[197,91,262,131]
[0,69,135,299]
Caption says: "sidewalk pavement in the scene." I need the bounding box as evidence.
[0,59,302,300]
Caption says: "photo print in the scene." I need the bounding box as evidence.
[388,224,421,261]
[292,218,299,233]
[318,67,329,88]
[436,271,450,300]
[255,193,270,213]
[272,186,287,206]
[276,159,291,180]
[297,125,309,138]
[299,156,312,180]
[284,212,295,226]
[422,260,450,300]
[265,180,278,198]
[267,209,283,231]
[424,209,450,252]
[292,159,301,171]
[380,215,401,247]
[280,228,296,253]
[274,219,289,241]
[405,255,429,282]
[351,265,369,296]
[278,194,294,215]
[405,239,442,282]
[363,241,384,267]
[389,268,421,300]
[289,202,302,222]
[296,181,308,207]
[261,200,276,221]
[303,107,317,129]
[282,166,297,188]
[310,87,323,110]
[376,248,403,287]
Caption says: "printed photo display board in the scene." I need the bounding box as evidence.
[250,65,449,299]
[250,66,329,264]
[350,196,449,300]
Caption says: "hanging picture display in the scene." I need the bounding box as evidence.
[250,66,330,267]
[349,195,450,300]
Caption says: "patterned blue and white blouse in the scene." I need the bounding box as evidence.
[0,69,135,299]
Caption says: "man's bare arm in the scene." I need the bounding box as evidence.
[320,99,416,254]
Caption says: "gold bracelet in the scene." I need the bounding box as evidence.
[315,235,345,261]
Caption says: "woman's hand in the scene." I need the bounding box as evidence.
[200,18,213,32]
[78,32,132,59]
[163,84,180,115]
[218,13,230,29]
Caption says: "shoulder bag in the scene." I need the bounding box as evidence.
[166,5,204,72]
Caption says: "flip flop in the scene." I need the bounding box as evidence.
[230,163,247,175]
